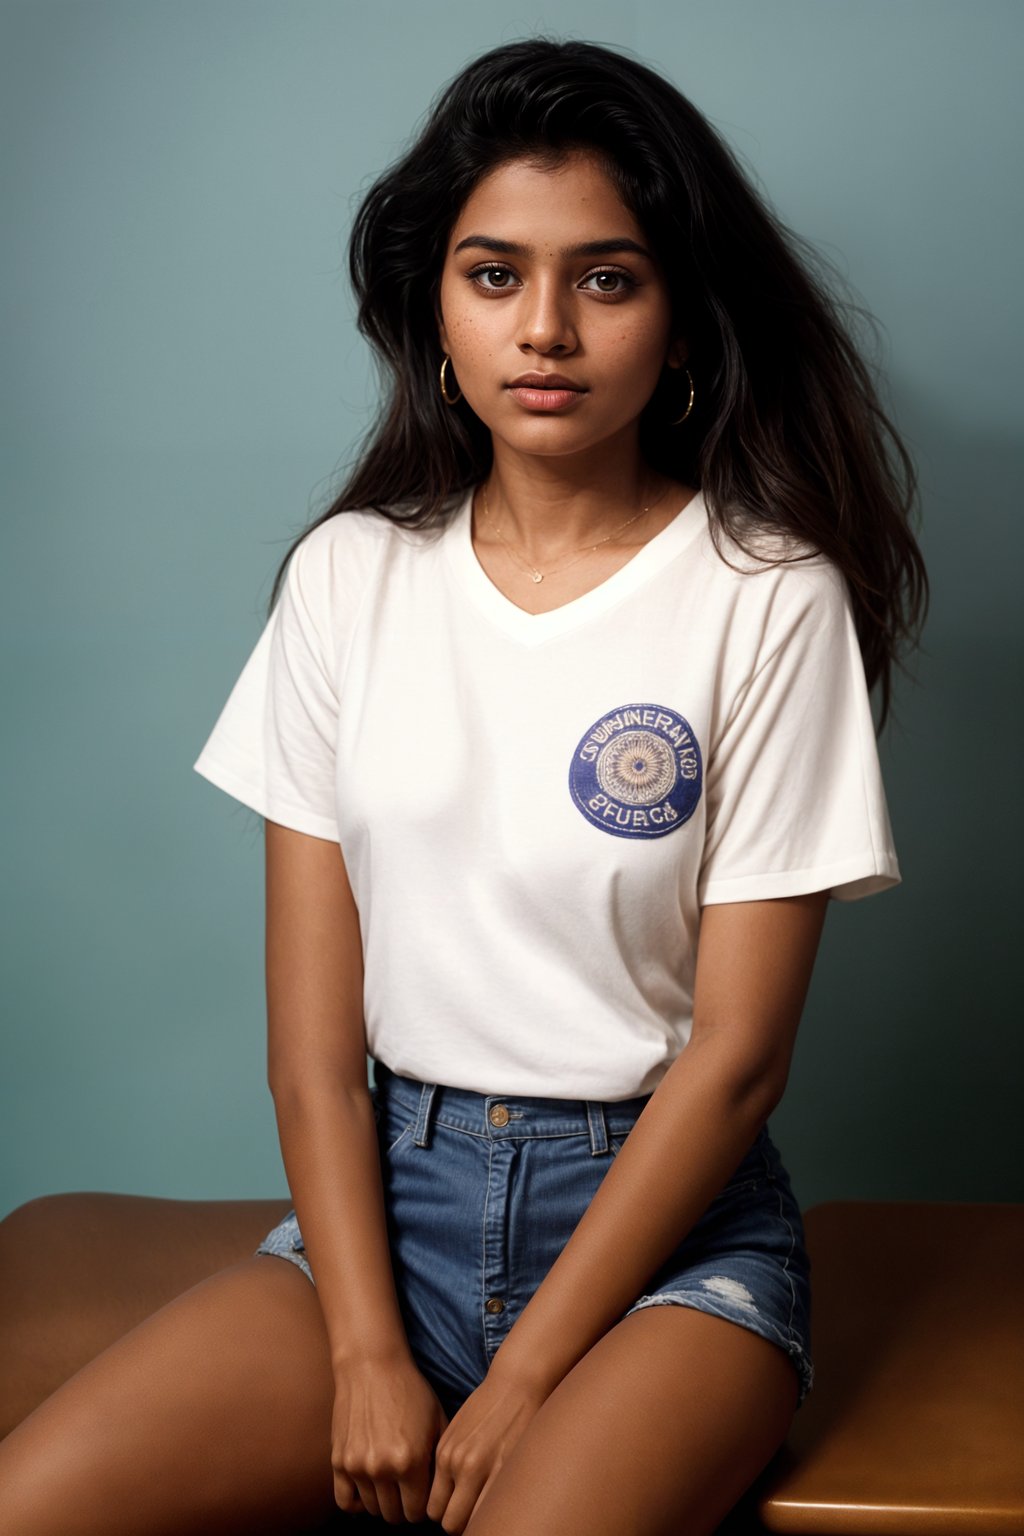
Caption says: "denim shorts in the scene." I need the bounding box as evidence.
[255,1060,814,1411]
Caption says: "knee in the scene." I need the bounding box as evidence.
[0,1194,109,1443]
[2,1192,74,1236]
[0,1192,96,1321]
[0,1192,93,1264]
[0,1194,55,1267]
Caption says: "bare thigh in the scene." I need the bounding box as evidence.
[463,1306,799,1536]
[0,1253,343,1536]
[0,1192,292,1437]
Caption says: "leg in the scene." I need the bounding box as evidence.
[0,1192,292,1437]
[463,1306,799,1536]
[0,1253,343,1535]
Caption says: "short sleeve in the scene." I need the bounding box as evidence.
[698,560,900,904]
[192,532,340,842]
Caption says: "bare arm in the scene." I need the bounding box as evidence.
[264,819,408,1370]
[265,819,450,1523]
[485,890,830,1396]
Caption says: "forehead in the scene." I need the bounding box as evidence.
[447,150,643,251]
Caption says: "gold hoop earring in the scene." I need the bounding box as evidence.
[669,366,695,426]
[440,354,462,406]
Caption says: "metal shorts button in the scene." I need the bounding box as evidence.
[485,1297,505,1313]
[489,1104,510,1127]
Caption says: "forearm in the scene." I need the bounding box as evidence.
[488,1035,781,1396]
[271,1075,412,1373]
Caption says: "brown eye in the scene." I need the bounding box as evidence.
[581,269,636,295]
[469,264,518,291]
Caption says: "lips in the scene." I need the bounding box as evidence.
[507,372,587,391]
[506,372,588,412]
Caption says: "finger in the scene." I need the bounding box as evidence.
[398,1461,433,1524]
[372,1477,405,1525]
[351,1477,381,1520]
[443,1484,477,1536]
[471,1464,502,1524]
[426,1462,456,1525]
[440,1462,488,1536]
[332,1471,365,1517]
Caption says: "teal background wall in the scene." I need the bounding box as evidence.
[3,1,1021,1220]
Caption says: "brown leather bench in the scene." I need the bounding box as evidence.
[725,1199,1024,1536]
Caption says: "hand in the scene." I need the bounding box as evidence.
[331,1352,450,1524]
[426,1368,548,1533]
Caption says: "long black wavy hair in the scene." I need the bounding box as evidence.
[268,35,927,726]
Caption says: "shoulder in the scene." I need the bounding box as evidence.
[273,511,396,669]
[291,499,458,577]
[285,506,416,606]
[281,501,459,643]
[695,505,851,631]
[291,506,396,571]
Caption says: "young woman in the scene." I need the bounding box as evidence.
[0,36,926,1536]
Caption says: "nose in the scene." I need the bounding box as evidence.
[516,276,577,356]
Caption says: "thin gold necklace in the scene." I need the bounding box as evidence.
[479,478,670,584]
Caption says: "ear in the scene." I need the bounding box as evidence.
[436,307,450,356]
[665,336,689,370]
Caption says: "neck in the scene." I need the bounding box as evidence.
[480,437,663,563]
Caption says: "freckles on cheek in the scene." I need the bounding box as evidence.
[448,318,481,341]
[615,322,649,348]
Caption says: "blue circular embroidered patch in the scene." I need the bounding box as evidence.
[568,703,702,839]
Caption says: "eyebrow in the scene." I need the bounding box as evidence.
[452,235,654,261]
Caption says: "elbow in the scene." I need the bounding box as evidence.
[756,1070,789,1117]
[684,1013,798,1124]
[267,1057,370,1109]
[266,1051,297,1102]
[728,1059,790,1120]
[687,1033,791,1120]
[265,1051,318,1107]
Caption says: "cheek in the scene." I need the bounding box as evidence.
[439,281,484,350]
[439,271,478,345]
[441,314,503,379]
[607,319,673,380]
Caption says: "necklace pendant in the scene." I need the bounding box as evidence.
[531,571,543,583]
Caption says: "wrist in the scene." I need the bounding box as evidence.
[330,1335,415,1376]
[486,1339,561,1401]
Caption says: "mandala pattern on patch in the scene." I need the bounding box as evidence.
[568,702,702,841]
[596,731,677,805]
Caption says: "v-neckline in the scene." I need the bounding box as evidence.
[443,484,707,646]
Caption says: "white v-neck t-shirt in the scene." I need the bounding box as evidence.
[193,487,899,1100]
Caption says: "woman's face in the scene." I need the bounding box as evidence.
[437,149,686,463]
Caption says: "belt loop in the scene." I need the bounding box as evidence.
[413,1081,439,1148]
[585,1101,611,1156]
